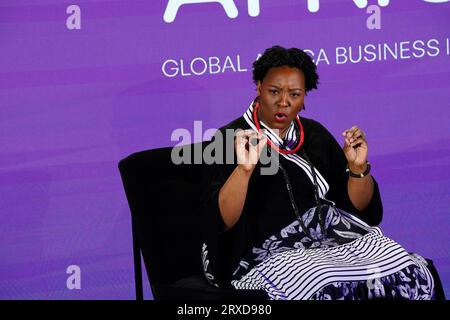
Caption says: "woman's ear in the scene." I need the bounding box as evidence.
[256,81,261,96]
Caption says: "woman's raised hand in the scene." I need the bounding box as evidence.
[342,125,368,170]
[235,129,268,173]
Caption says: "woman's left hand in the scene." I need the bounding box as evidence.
[342,126,368,170]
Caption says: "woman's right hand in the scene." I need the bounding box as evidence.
[235,129,268,173]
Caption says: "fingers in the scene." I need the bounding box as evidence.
[342,126,366,144]
[235,129,264,147]
[345,137,367,148]
[235,129,262,139]
[257,136,268,149]
[235,129,267,165]
[235,129,253,151]
[248,138,267,164]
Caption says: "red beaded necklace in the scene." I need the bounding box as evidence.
[252,102,304,155]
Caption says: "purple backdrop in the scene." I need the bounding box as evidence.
[0,0,449,299]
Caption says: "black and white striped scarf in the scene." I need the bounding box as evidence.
[243,101,332,200]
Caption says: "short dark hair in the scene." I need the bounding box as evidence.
[252,45,319,92]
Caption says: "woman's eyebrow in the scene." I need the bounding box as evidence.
[268,85,303,91]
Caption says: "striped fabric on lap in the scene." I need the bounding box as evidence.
[232,232,434,300]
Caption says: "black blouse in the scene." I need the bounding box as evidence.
[200,115,383,287]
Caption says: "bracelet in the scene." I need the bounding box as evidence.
[346,161,371,178]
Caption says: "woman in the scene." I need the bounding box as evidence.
[201,45,435,300]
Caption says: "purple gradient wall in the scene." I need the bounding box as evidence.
[0,0,449,299]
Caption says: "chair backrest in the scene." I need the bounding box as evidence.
[118,142,211,292]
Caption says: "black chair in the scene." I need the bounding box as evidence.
[118,142,268,300]
[118,142,445,300]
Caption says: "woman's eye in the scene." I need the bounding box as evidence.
[269,90,278,94]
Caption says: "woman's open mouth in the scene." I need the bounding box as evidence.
[274,112,287,122]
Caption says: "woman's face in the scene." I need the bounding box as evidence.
[257,66,306,137]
